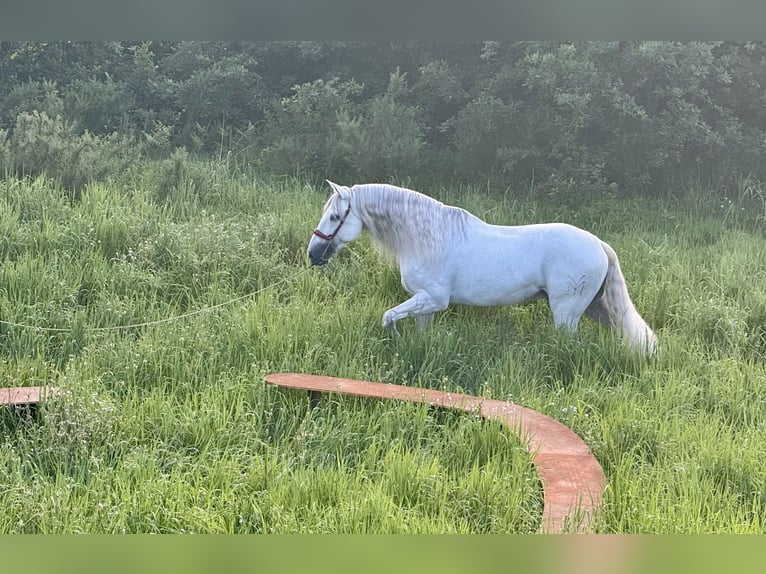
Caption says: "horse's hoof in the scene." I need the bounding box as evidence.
[382,314,400,337]
[383,324,400,337]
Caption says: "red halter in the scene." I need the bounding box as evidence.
[312,202,352,241]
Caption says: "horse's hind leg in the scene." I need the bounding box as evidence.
[584,293,613,328]
[548,283,603,333]
[549,300,584,332]
[584,279,613,328]
[415,313,434,332]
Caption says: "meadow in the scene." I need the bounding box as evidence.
[0,159,765,533]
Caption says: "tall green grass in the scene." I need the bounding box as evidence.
[1,161,765,532]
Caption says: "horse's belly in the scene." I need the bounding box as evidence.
[449,289,544,307]
[449,269,544,306]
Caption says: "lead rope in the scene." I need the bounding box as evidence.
[0,267,311,333]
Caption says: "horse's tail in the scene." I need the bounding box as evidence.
[586,241,657,354]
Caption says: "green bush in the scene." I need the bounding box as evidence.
[446,92,518,180]
[0,79,64,126]
[257,77,364,180]
[338,70,425,182]
[63,77,134,134]
[0,110,141,194]
[259,72,425,183]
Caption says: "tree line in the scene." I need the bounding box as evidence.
[2,41,766,195]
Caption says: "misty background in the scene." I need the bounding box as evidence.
[2,41,766,199]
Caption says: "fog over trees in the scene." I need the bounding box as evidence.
[2,41,766,195]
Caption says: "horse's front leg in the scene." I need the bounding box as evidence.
[382,291,447,336]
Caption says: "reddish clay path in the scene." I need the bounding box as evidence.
[0,386,57,407]
[265,373,606,533]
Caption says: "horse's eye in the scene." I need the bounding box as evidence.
[329,214,340,222]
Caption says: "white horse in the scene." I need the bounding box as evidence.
[308,181,656,353]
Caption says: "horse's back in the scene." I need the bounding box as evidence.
[441,220,608,307]
[467,220,606,266]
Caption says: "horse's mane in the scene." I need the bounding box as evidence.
[349,184,472,261]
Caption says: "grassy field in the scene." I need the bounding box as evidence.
[0,160,765,533]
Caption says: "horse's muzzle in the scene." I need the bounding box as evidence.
[309,252,329,266]
[308,243,335,266]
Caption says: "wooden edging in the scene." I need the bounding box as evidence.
[0,386,58,408]
[265,373,606,534]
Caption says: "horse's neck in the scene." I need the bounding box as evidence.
[356,187,471,262]
[355,188,428,256]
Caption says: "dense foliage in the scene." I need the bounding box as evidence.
[3,41,766,194]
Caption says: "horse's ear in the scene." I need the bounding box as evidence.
[326,180,351,200]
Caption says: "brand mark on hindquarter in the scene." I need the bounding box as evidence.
[567,274,587,295]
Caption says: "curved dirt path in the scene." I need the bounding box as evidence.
[265,373,606,533]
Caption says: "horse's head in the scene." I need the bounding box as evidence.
[307,181,363,266]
